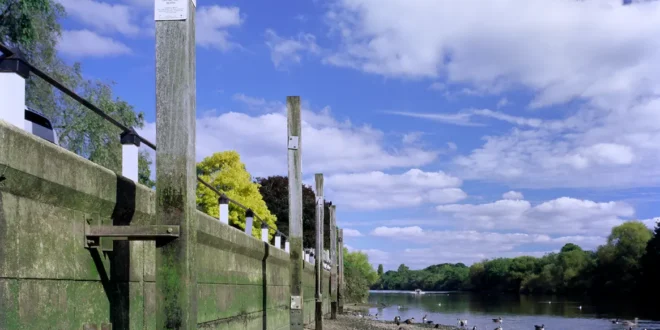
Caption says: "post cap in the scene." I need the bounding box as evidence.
[261,222,269,229]
[0,48,30,79]
[218,194,229,204]
[120,128,141,146]
[245,209,254,218]
[275,231,281,237]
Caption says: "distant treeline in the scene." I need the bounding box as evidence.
[373,221,660,298]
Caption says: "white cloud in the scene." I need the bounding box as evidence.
[265,29,320,68]
[343,229,363,237]
[502,191,524,200]
[58,30,132,58]
[436,197,634,235]
[385,111,482,127]
[428,82,446,91]
[197,5,242,51]
[388,109,547,128]
[58,0,141,36]
[325,169,466,210]
[325,0,660,189]
[640,217,660,230]
[138,97,438,178]
[497,97,510,108]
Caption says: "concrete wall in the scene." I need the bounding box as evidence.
[0,121,334,329]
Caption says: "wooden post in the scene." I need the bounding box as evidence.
[315,174,324,330]
[337,229,344,314]
[329,206,338,319]
[154,0,197,327]
[287,96,304,330]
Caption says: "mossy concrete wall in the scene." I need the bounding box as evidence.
[0,121,332,330]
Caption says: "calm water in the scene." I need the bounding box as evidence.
[364,291,660,330]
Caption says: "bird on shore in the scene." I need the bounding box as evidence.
[622,318,638,326]
[472,327,477,330]
[492,317,503,323]
[404,317,415,324]
[435,325,441,329]
[494,327,502,330]
[534,324,545,330]
[394,316,400,325]
[422,314,428,323]
[458,319,468,327]
[578,305,582,310]
[612,319,620,324]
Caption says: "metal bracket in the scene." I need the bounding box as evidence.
[84,223,180,249]
[291,296,302,310]
[288,136,299,150]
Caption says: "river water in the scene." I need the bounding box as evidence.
[365,291,659,330]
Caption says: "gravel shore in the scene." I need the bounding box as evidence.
[311,314,460,330]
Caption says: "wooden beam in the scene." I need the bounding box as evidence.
[315,173,324,330]
[287,96,304,330]
[86,225,180,239]
[338,229,344,314]
[329,205,338,319]
[154,0,197,327]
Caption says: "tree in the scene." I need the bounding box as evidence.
[377,264,384,277]
[256,175,331,248]
[197,151,277,239]
[640,221,660,299]
[595,221,652,294]
[344,248,379,303]
[138,150,155,188]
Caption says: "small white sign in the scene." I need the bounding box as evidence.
[155,0,188,21]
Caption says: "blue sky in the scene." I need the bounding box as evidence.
[55,0,660,270]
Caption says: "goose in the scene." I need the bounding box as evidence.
[492,317,503,323]
[534,324,545,330]
[458,319,468,327]
[435,325,441,329]
[394,316,401,322]
[404,318,415,324]
[612,319,620,324]
[473,327,478,330]
[622,318,638,326]
[422,314,428,323]
[495,327,503,330]
[426,320,434,325]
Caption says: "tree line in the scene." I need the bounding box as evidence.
[373,221,660,299]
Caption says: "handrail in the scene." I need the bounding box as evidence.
[0,43,286,240]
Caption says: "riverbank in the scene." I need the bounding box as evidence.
[315,313,459,330]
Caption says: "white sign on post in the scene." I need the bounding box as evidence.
[155,0,188,21]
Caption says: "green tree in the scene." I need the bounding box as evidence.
[641,221,660,299]
[196,151,277,239]
[344,248,379,303]
[138,150,155,188]
[256,175,319,248]
[595,221,652,294]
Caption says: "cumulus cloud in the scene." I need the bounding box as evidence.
[265,29,321,68]
[197,5,243,51]
[138,97,438,178]
[324,0,660,189]
[368,226,606,268]
[502,191,524,200]
[342,229,364,237]
[58,30,132,58]
[436,197,634,235]
[325,169,466,210]
[58,0,141,36]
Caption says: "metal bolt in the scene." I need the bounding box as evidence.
[167,227,173,233]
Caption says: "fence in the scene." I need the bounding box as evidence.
[0,36,344,330]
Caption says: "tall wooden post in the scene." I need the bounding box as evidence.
[329,205,338,319]
[314,174,324,329]
[337,229,344,314]
[287,96,304,330]
[154,0,197,328]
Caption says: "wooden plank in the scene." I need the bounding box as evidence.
[337,229,344,314]
[86,225,180,239]
[329,205,338,319]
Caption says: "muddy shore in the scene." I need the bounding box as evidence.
[306,305,460,330]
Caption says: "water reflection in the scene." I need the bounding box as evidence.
[364,291,659,330]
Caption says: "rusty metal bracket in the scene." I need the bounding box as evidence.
[84,222,180,249]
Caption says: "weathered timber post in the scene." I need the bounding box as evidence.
[315,173,324,330]
[287,96,304,330]
[154,0,197,327]
[329,205,338,319]
[337,228,344,314]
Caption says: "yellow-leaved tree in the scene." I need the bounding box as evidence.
[196,151,278,240]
